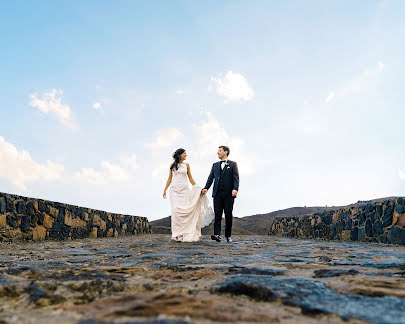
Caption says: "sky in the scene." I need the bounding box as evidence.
[1,0,405,221]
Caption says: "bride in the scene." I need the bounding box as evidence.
[163,148,214,242]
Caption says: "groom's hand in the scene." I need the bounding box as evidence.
[232,190,238,197]
[201,189,208,194]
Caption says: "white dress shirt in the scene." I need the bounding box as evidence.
[220,159,228,170]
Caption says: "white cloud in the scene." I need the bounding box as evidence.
[92,102,103,113]
[378,61,385,72]
[92,99,111,114]
[193,112,238,156]
[0,136,64,190]
[29,89,76,128]
[399,169,405,180]
[101,161,128,182]
[211,71,254,103]
[74,161,129,185]
[93,102,101,109]
[150,112,269,179]
[146,128,185,178]
[145,127,184,149]
[149,112,271,181]
[74,167,106,185]
[192,111,256,176]
[325,91,336,104]
[74,153,140,185]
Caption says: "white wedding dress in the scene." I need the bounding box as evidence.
[170,163,214,242]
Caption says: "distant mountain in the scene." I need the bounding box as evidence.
[150,197,401,235]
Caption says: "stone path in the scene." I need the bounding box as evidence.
[1,234,405,323]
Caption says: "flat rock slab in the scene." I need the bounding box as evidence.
[313,268,359,278]
[0,234,405,323]
[214,274,405,324]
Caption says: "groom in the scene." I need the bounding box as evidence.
[202,146,239,243]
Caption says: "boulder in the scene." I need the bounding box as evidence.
[397,213,405,227]
[341,230,351,241]
[0,214,6,227]
[365,219,373,237]
[350,227,358,241]
[345,218,352,230]
[389,226,405,245]
[373,221,384,235]
[16,201,26,215]
[7,214,20,228]
[358,227,365,241]
[20,215,31,232]
[93,214,106,231]
[90,227,98,238]
[32,226,47,240]
[383,212,393,227]
[0,197,6,213]
[48,206,59,218]
[359,213,366,226]
[43,214,54,228]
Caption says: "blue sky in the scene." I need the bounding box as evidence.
[1,0,404,221]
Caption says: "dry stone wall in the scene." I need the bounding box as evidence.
[269,198,405,245]
[0,192,151,242]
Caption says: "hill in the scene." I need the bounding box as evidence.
[150,197,401,235]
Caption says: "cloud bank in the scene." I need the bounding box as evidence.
[0,136,64,190]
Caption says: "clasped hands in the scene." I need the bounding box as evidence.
[201,189,238,197]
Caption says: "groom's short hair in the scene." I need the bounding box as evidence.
[219,145,230,156]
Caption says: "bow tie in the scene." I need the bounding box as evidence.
[221,160,227,164]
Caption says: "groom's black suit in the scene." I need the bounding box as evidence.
[204,160,239,238]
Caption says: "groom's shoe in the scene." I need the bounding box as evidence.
[225,237,232,243]
[211,234,221,242]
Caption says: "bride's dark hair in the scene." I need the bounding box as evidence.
[170,148,186,171]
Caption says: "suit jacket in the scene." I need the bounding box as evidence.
[204,160,239,198]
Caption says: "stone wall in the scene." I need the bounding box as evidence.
[269,198,405,245]
[0,192,151,242]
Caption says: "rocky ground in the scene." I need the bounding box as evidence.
[1,235,405,324]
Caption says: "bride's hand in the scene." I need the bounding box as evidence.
[163,191,167,199]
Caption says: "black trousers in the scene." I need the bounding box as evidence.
[213,190,235,237]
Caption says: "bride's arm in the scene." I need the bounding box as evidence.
[163,168,172,198]
[186,164,196,186]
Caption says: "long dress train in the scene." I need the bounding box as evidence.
[170,163,214,242]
